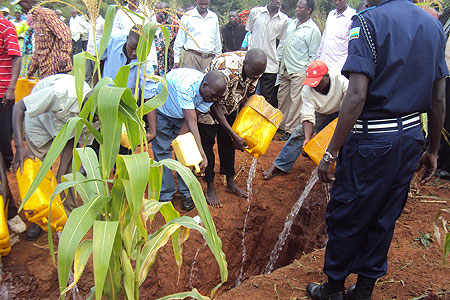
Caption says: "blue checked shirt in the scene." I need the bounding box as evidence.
[157,68,213,119]
[101,35,157,99]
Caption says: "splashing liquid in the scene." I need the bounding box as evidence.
[264,167,319,274]
[235,157,258,286]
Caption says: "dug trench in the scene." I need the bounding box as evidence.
[1,138,329,299]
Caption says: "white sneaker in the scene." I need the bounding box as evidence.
[7,215,27,233]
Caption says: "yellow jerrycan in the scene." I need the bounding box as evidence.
[304,118,338,168]
[232,95,283,158]
[16,158,67,232]
[15,76,39,103]
[171,132,203,174]
[0,195,11,256]
[120,124,132,150]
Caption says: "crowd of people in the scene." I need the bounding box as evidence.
[0,0,449,299]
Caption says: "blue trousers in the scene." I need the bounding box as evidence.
[152,111,190,201]
[274,112,329,172]
[324,124,425,281]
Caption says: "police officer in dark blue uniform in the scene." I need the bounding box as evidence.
[305,0,448,299]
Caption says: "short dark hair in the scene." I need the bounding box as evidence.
[128,25,142,40]
[306,0,315,13]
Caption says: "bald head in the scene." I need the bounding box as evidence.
[200,71,227,102]
[243,49,267,80]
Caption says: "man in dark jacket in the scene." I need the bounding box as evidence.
[221,10,246,53]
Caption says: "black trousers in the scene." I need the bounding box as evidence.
[0,103,17,219]
[438,78,450,172]
[259,73,278,108]
[0,104,13,169]
[198,111,237,183]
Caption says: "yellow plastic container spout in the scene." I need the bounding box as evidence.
[232,95,283,158]
[15,76,39,103]
[171,132,203,174]
[303,118,338,169]
[0,195,11,256]
[16,158,67,232]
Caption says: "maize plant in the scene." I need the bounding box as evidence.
[19,2,227,299]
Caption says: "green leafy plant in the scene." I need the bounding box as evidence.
[414,232,434,248]
[434,208,450,264]
[19,2,227,299]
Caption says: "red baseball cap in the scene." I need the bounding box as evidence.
[303,60,329,87]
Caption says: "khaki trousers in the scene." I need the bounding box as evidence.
[182,50,214,72]
[277,72,306,134]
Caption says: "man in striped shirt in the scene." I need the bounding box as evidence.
[13,0,72,78]
[0,13,22,236]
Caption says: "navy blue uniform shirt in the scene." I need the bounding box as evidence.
[342,0,449,119]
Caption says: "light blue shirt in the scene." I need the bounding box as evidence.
[157,68,213,119]
[279,18,321,74]
[101,35,157,99]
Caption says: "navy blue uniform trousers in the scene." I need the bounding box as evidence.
[324,124,425,280]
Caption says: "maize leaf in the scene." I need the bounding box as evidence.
[61,240,93,295]
[58,195,111,299]
[93,220,119,300]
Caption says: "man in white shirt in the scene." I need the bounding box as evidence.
[173,0,221,71]
[111,0,148,37]
[277,0,321,139]
[246,0,289,108]
[262,61,348,180]
[12,74,92,239]
[85,14,104,84]
[316,0,355,72]
[69,9,89,54]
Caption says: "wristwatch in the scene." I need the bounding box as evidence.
[323,150,337,164]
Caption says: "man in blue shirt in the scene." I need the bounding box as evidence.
[99,26,157,100]
[147,68,226,211]
[306,0,448,299]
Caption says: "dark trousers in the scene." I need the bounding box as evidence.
[4,195,18,219]
[324,124,424,281]
[198,111,237,183]
[259,73,278,108]
[0,104,17,219]
[0,104,13,168]
[72,38,83,55]
[438,78,450,172]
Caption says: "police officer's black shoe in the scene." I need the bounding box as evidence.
[181,195,195,212]
[347,284,371,300]
[306,282,346,300]
[347,275,376,300]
